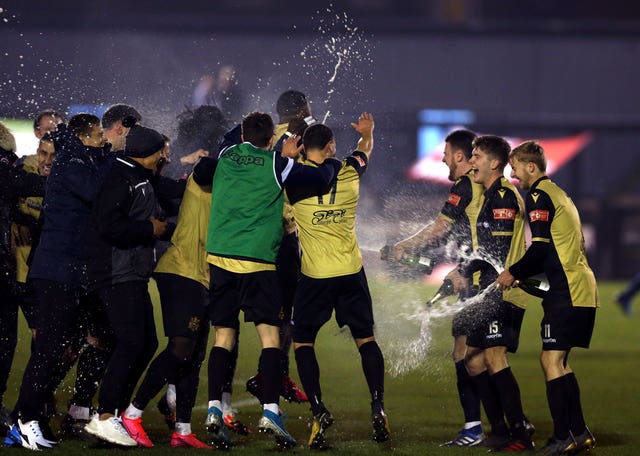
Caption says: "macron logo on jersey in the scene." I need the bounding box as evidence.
[529,210,549,222]
[493,208,515,220]
[447,193,461,207]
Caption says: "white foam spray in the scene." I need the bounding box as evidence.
[359,236,506,377]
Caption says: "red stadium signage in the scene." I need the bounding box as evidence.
[409,132,593,184]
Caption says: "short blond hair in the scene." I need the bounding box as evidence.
[510,140,546,172]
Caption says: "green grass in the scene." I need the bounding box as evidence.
[4,278,639,455]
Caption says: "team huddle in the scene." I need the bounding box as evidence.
[0,90,597,455]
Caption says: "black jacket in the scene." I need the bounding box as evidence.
[87,156,165,291]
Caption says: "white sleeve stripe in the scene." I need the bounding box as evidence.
[116,157,135,168]
[281,158,294,182]
[276,152,294,189]
[218,145,231,158]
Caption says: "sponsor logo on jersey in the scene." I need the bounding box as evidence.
[447,193,461,206]
[493,208,515,220]
[354,155,366,168]
[529,210,549,222]
[227,151,265,166]
[498,188,507,199]
[531,191,540,203]
[312,209,346,225]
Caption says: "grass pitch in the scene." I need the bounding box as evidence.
[3,278,638,455]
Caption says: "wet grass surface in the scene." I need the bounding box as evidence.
[4,279,638,455]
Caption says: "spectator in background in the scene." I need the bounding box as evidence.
[192,65,244,122]
[216,65,243,121]
[192,74,215,108]
[616,273,640,315]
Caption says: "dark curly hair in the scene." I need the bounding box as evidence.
[173,105,228,155]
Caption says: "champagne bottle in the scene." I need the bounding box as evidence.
[401,254,434,274]
[514,277,550,298]
[426,278,454,307]
[380,245,434,274]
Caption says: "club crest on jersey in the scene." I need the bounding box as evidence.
[529,210,549,222]
[312,209,346,225]
[188,317,201,332]
[447,193,461,206]
[493,208,515,220]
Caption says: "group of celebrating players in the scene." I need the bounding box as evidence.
[0,88,597,455]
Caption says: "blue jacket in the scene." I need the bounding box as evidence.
[28,125,111,287]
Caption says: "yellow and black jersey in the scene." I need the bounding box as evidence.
[509,177,599,308]
[473,176,528,309]
[156,175,214,287]
[13,154,44,283]
[287,151,367,279]
[440,170,484,253]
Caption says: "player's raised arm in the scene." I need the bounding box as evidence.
[351,112,374,158]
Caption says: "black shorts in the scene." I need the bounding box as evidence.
[466,300,525,353]
[276,232,301,320]
[291,268,374,343]
[452,304,476,337]
[17,280,39,329]
[208,264,282,328]
[155,272,209,339]
[541,305,596,350]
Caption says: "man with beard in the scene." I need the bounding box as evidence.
[390,130,493,446]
